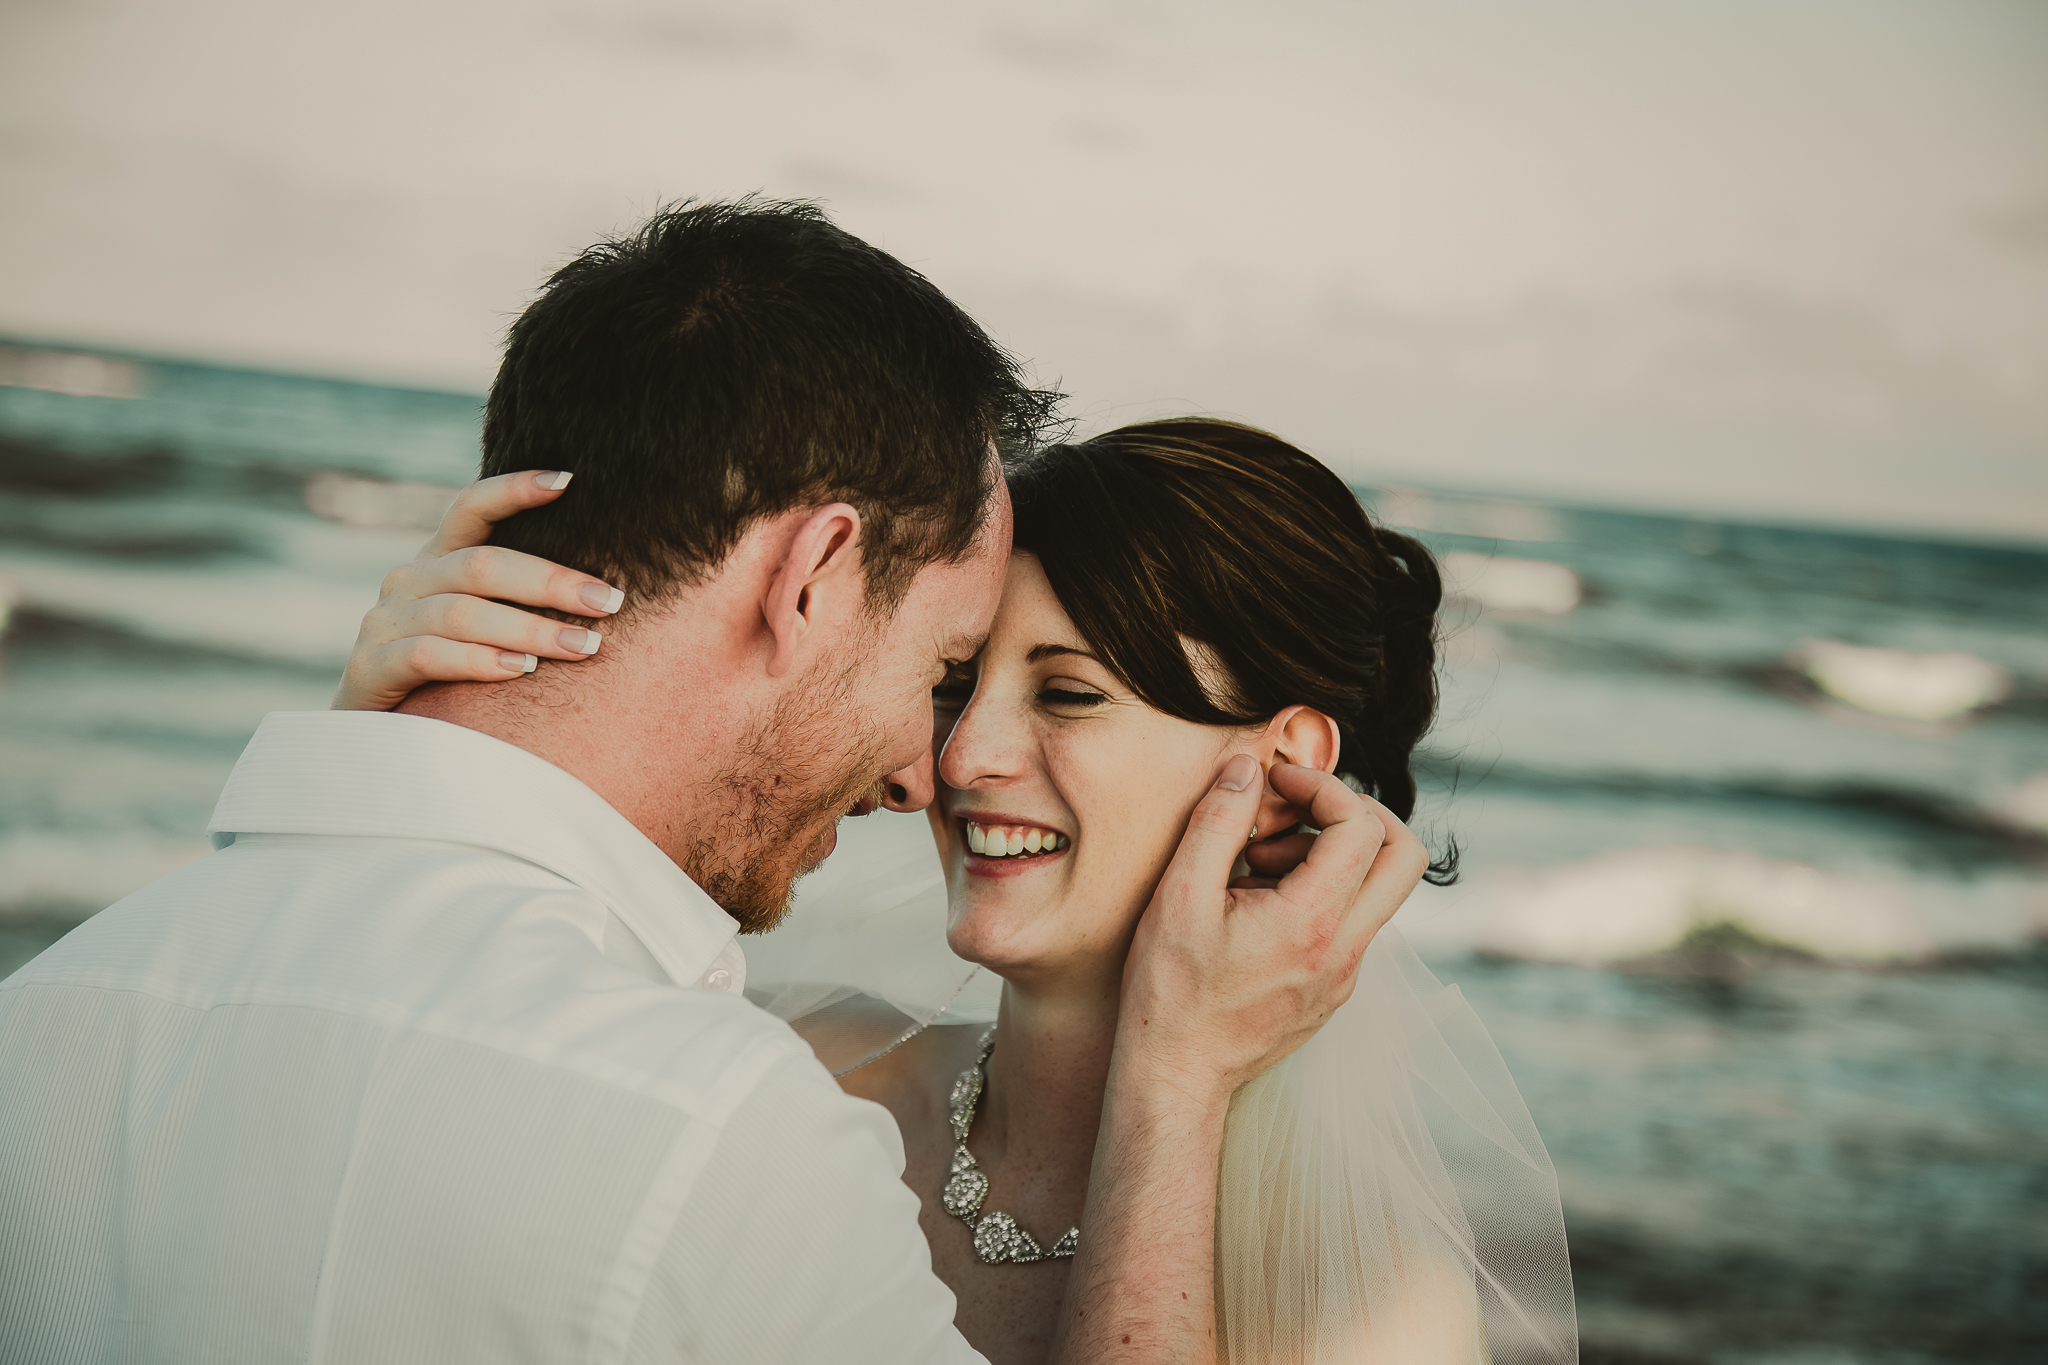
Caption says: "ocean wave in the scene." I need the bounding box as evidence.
[1400,845,2048,966]
[0,345,142,401]
[0,551,377,670]
[1787,639,2013,724]
[1423,760,2048,870]
[1441,550,1584,616]
[0,435,178,495]
[303,471,460,533]
[0,348,482,487]
[1990,775,2048,838]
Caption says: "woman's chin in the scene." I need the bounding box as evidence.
[945,901,1055,976]
[946,896,1137,990]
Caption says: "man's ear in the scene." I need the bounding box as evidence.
[763,503,863,677]
[1251,704,1342,837]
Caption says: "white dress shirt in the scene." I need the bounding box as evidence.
[0,711,983,1365]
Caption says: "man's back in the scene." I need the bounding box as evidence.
[0,713,976,1364]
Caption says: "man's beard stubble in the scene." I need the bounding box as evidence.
[683,641,893,935]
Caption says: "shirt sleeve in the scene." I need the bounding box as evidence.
[626,1050,988,1365]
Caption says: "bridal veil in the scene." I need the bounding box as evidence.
[746,811,1579,1364]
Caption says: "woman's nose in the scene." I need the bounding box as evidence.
[936,696,1027,790]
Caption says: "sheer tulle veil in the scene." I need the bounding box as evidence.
[746,810,1579,1364]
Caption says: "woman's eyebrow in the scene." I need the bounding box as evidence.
[1025,643,1099,664]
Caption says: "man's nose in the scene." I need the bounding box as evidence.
[882,748,935,813]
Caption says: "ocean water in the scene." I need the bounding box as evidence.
[2,340,2044,1362]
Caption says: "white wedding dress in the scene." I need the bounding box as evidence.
[746,811,1579,1365]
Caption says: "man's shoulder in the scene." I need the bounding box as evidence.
[5,831,584,999]
[3,834,819,1126]
[512,977,825,1124]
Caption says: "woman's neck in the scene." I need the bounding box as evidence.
[972,966,1122,1189]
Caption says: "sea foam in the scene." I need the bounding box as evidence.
[1401,845,2048,965]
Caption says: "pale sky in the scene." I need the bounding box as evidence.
[4,0,2044,540]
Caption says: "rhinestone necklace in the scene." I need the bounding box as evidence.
[940,1026,1080,1265]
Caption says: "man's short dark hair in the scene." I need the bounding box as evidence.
[480,197,1055,612]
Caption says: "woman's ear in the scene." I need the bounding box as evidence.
[1251,705,1341,838]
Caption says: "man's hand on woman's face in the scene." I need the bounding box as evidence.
[1115,756,1430,1101]
[332,471,626,712]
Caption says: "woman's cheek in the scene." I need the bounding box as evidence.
[1059,728,1181,910]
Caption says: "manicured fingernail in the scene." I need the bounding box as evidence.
[1218,754,1259,791]
[559,628,602,655]
[535,470,573,491]
[578,583,625,614]
[498,651,538,673]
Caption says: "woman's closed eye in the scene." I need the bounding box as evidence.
[1039,677,1108,708]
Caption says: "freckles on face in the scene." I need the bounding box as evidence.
[932,553,1238,975]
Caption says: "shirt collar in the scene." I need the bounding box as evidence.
[208,711,743,992]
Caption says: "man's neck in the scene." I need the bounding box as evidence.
[395,625,747,874]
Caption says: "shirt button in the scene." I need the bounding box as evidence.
[704,969,732,991]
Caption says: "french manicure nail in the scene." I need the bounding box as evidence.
[1218,754,1258,791]
[498,651,538,673]
[534,470,574,491]
[559,628,602,655]
[578,582,625,614]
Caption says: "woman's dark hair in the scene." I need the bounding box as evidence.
[481,196,1057,613]
[1008,418,1457,884]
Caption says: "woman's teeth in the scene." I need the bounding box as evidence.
[965,822,1070,858]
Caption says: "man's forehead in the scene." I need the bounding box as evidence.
[934,557,1002,648]
[892,453,1009,652]
[888,542,999,652]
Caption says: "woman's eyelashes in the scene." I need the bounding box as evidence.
[934,664,1109,712]
[1038,676,1108,708]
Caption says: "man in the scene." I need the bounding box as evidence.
[0,200,1424,1362]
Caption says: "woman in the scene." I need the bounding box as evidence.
[339,419,1577,1365]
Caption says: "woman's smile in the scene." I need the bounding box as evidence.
[955,812,1073,877]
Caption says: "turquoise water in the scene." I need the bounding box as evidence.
[2,340,2044,1361]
